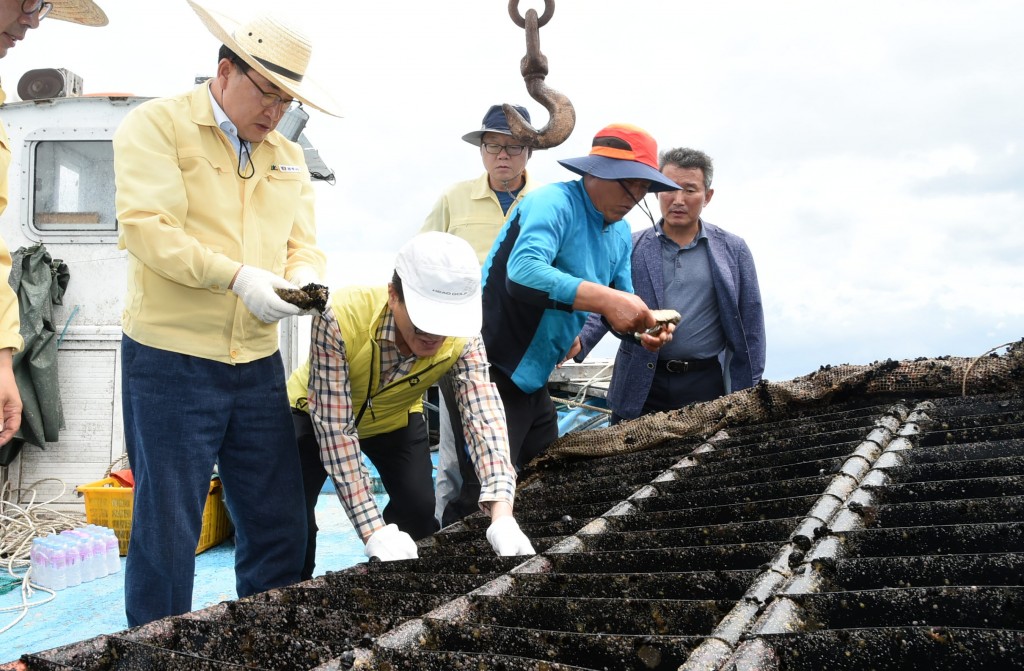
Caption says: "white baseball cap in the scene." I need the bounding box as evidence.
[394,233,482,337]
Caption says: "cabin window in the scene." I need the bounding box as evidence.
[32,140,116,232]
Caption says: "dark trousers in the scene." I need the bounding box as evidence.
[295,410,438,580]
[610,362,725,425]
[442,366,558,526]
[122,337,306,627]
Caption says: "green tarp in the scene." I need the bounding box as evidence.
[0,243,69,466]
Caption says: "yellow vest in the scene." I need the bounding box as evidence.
[287,286,466,438]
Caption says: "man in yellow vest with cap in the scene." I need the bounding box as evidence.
[287,232,533,571]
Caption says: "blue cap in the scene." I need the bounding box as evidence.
[461,104,531,145]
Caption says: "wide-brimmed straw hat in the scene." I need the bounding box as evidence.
[558,123,680,193]
[187,0,341,117]
[462,104,531,146]
[48,0,108,26]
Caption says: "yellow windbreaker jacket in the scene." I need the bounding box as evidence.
[114,82,325,364]
[0,86,24,354]
[421,170,536,266]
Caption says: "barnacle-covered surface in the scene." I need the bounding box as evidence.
[547,340,1024,458]
[8,357,1024,669]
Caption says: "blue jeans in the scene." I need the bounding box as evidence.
[121,336,306,626]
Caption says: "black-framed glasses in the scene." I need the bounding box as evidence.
[22,0,52,19]
[482,142,526,157]
[240,67,302,113]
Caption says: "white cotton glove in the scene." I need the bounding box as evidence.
[231,265,302,324]
[364,524,418,561]
[486,516,536,556]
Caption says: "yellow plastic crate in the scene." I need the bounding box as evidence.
[76,477,233,556]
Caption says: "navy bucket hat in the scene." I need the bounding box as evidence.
[558,123,680,193]
[462,104,531,146]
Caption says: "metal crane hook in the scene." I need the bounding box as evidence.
[505,0,576,149]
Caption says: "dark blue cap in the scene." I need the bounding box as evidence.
[461,104,531,145]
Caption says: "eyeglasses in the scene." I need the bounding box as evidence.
[482,142,527,157]
[22,0,52,19]
[239,67,302,112]
[412,324,442,338]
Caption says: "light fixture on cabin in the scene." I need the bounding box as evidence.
[277,105,309,143]
[17,68,84,101]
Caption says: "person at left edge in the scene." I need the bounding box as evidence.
[113,0,339,627]
[0,0,107,445]
[287,232,534,571]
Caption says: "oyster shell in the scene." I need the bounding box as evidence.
[275,283,330,314]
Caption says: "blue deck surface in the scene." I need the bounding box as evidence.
[0,492,381,664]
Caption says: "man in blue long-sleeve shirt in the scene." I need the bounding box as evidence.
[442,123,679,525]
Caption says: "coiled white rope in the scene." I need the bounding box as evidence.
[550,361,614,415]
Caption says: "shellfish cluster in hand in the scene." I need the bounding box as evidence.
[275,283,329,314]
[635,309,681,340]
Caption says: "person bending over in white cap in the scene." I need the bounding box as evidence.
[286,232,533,569]
[0,0,107,447]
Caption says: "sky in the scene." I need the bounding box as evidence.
[5,0,1023,382]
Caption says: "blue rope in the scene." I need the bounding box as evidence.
[56,305,81,349]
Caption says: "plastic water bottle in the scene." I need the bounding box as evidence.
[93,531,109,578]
[43,537,68,591]
[30,538,50,589]
[62,531,89,580]
[103,528,121,574]
[61,536,82,588]
[82,528,109,579]
[62,531,96,583]
[80,538,96,583]
[87,524,121,574]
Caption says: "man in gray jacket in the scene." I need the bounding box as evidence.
[572,147,765,423]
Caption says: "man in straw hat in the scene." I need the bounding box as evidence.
[0,0,108,449]
[421,102,541,527]
[113,0,339,626]
[442,123,680,525]
[287,232,534,572]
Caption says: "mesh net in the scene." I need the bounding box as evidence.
[544,340,1024,459]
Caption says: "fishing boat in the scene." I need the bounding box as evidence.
[548,359,613,434]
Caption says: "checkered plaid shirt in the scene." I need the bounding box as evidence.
[307,304,516,541]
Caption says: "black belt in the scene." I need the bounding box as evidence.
[657,357,719,373]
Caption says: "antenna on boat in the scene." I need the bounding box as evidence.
[503,0,575,149]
